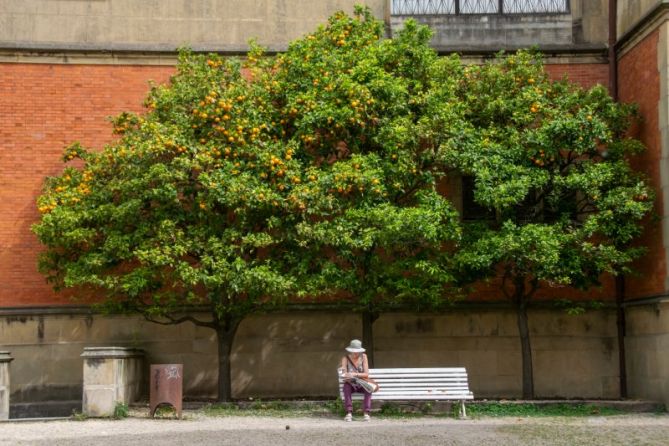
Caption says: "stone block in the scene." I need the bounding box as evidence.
[0,388,7,421]
[81,347,143,417]
[83,358,115,386]
[0,317,41,345]
[82,386,116,417]
[0,352,13,420]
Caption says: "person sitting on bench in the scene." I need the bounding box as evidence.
[339,339,371,422]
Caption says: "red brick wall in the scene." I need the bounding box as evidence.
[618,29,665,300]
[545,63,610,89]
[2,58,653,308]
[0,64,173,306]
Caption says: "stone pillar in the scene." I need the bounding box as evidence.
[81,347,144,417]
[0,351,13,420]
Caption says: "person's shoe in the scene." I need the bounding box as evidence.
[344,413,352,422]
[363,413,371,422]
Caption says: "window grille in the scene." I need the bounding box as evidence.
[391,0,569,15]
[504,0,569,13]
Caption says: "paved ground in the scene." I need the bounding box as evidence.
[2,413,668,445]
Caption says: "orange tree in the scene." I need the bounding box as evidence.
[271,8,462,364]
[32,48,301,401]
[32,7,461,397]
[440,51,654,398]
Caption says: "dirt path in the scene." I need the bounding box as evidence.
[2,413,668,445]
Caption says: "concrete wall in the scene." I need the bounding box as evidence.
[0,0,387,52]
[0,308,620,401]
[572,0,609,44]
[625,301,669,407]
[391,0,608,52]
[0,0,612,54]
[618,0,663,38]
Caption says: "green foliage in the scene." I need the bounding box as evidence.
[204,400,321,418]
[113,402,129,419]
[153,404,178,419]
[70,410,88,421]
[378,402,431,417]
[275,8,462,311]
[440,51,653,298]
[33,45,298,327]
[32,7,461,329]
[466,402,624,418]
[554,299,605,315]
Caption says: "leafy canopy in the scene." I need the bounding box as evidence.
[32,7,462,323]
[273,8,461,310]
[441,51,653,296]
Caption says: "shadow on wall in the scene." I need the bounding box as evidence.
[233,313,360,398]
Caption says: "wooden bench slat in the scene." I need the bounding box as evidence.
[367,368,467,373]
[337,366,474,416]
[349,388,472,393]
[360,378,471,382]
[369,369,467,376]
[347,394,474,400]
[370,383,469,390]
[368,374,468,379]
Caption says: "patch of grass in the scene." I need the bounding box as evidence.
[201,400,634,420]
[467,402,624,418]
[203,400,318,418]
[376,402,426,418]
[323,398,344,415]
[70,410,88,421]
[113,402,129,419]
[153,404,180,419]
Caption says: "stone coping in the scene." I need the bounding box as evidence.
[81,347,144,359]
[0,351,14,363]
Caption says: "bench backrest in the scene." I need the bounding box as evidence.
[338,367,474,400]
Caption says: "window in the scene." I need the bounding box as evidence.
[461,176,494,221]
[391,0,570,15]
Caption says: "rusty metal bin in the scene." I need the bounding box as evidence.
[149,364,183,418]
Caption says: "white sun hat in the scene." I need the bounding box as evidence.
[345,339,365,353]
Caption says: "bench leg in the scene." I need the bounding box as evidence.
[459,400,467,419]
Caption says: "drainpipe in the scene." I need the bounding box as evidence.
[609,0,627,399]
[384,0,392,38]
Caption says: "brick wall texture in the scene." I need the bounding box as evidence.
[618,29,665,299]
[0,59,660,307]
[0,64,173,306]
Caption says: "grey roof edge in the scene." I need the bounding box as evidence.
[0,39,608,58]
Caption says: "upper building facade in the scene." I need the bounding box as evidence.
[0,0,609,55]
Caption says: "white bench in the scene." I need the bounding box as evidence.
[338,367,474,418]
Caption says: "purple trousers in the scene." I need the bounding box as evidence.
[343,381,372,413]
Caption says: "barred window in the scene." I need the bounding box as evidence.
[391,0,569,15]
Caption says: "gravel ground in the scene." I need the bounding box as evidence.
[1,413,668,446]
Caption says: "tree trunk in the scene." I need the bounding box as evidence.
[215,318,241,402]
[515,298,534,399]
[362,310,378,367]
[509,275,534,400]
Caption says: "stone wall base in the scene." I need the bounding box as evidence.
[0,308,628,402]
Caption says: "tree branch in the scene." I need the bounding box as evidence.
[143,312,217,329]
